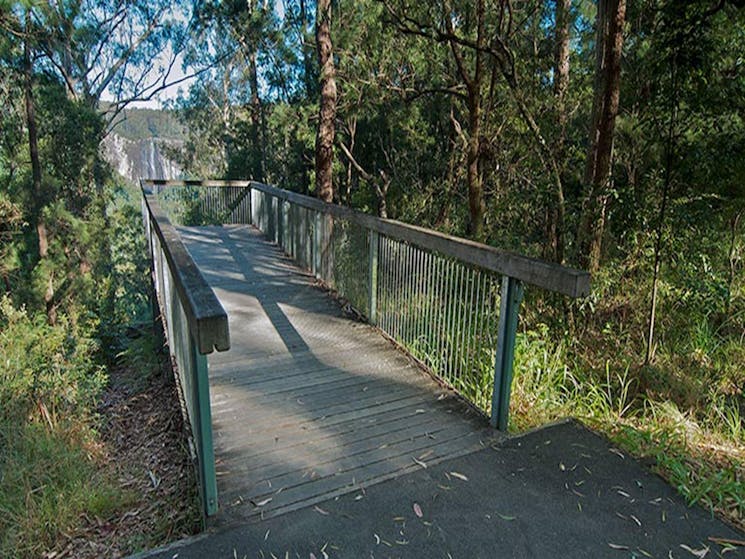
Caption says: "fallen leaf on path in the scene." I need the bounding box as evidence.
[497,514,516,521]
[314,506,330,516]
[449,472,468,481]
[413,503,423,518]
[608,543,629,550]
[609,448,625,459]
[680,544,709,558]
[254,497,272,507]
[708,537,745,547]
[412,457,427,469]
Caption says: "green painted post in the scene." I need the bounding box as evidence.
[191,340,218,516]
[368,231,379,323]
[490,276,524,430]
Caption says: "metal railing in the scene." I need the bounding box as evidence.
[146,179,589,430]
[140,180,230,518]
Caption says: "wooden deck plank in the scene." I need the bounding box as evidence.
[177,224,496,526]
[222,430,491,520]
[214,402,467,466]
[219,417,481,487]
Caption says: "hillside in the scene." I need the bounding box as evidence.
[111,107,185,141]
[104,108,184,182]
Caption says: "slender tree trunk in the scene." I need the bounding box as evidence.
[578,0,626,272]
[448,0,485,240]
[23,21,55,324]
[465,89,484,240]
[727,211,742,316]
[300,0,315,99]
[315,0,336,203]
[248,49,265,181]
[546,0,571,262]
[554,0,571,143]
[645,61,678,366]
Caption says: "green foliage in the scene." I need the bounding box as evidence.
[0,296,105,426]
[0,421,133,559]
[0,296,128,559]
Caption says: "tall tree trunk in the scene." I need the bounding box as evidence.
[247,0,265,182]
[315,0,336,203]
[578,0,626,272]
[465,89,484,240]
[445,0,485,240]
[248,49,265,181]
[545,0,571,262]
[300,0,315,99]
[554,0,571,140]
[23,19,54,324]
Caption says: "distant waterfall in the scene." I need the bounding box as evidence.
[103,133,182,183]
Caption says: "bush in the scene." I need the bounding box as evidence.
[0,297,120,558]
[0,296,105,428]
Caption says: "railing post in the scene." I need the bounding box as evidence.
[191,339,218,516]
[490,275,524,430]
[368,231,379,323]
[313,211,321,277]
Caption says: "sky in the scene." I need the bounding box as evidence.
[103,0,290,110]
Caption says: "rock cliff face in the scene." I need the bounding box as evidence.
[103,133,182,183]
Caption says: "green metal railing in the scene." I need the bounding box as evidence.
[147,179,589,430]
[140,180,230,518]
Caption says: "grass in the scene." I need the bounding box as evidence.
[0,421,135,558]
[509,318,745,531]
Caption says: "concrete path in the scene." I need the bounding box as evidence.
[137,420,743,558]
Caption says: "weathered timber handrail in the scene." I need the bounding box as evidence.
[141,182,230,353]
[146,179,251,189]
[140,179,229,518]
[249,181,589,298]
[143,179,589,297]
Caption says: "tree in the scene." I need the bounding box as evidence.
[315,0,337,203]
[578,0,626,272]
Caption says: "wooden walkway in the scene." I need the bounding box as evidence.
[178,224,497,524]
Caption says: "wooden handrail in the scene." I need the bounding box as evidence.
[140,181,230,353]
[142,178,590,297]
[248,181,590,298]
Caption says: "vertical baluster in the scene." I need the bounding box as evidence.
[368,230,379,323]
[463,267,477,388]
[395,241,405,342]
[378,236,386,332]
[389,240,398,339]
[385,237,393,335]
[412,247,422,353]
[440,260,452,383]
[434,256,446,378]
[382,237,391,335]
[412,245,422,348]
[455,264,469,385]
[453,263,465,384]
[423,250,434,360]
[427,254,438,372]
[402,243,412,345]
[475,273,490,382]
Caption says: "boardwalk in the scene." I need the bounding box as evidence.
[177,224,497,524]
